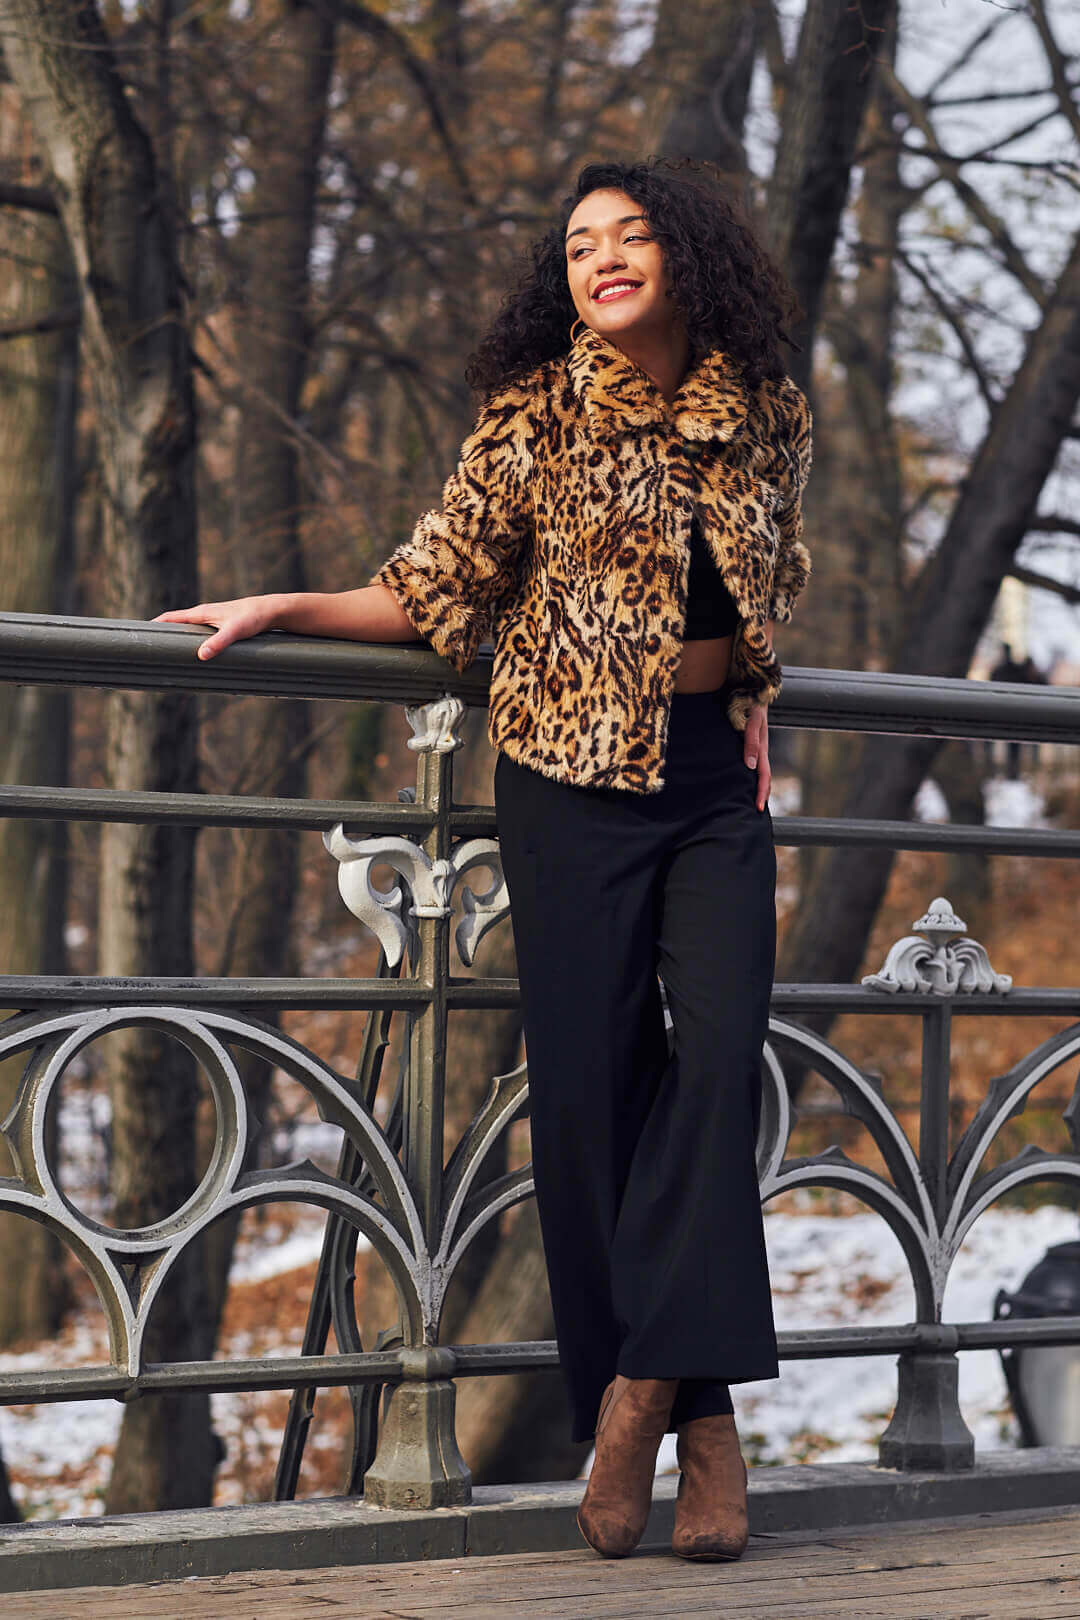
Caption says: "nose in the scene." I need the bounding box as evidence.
[594,242,628,273]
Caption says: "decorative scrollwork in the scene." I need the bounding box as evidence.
[759,1017,940,1318]
[437,1058,532,1285]
[322,830,422,969]
[757,994,1080,1322]
[946,1026,1080,1252]
[0,1007,433,1377]
[451,841,508,967]
[405,694,466,753]
[0,998,541,1387]
[323,829,510,970]
[861,895,1012,995]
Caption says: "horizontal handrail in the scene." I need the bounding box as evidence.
[1,611,1079,741]
[2,1316,1079,1407]
[2,785,1079,862]
[2,610,1078,1500]
[0,978,1077,1012]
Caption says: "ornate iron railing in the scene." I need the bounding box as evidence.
[1,611,1079,1510]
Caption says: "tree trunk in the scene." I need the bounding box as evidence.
[649,0,759,203]
[0,0,213,1510]
[935,740,992,940]
[794,9,906,893]
[778,228,1080,1012]
[0,88,76,1353]
[767,0,898,391]
[0,88,78,1526]
[198,0,337,1342]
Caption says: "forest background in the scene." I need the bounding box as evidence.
[1,0,1079,1520]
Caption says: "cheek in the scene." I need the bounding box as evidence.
[654,256,671,291]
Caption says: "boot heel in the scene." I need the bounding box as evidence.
[576,1375,678,1558]
[671,1413,749,1561]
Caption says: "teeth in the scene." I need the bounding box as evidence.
[594,283,640,301]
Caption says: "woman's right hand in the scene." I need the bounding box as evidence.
[152,594,284,661]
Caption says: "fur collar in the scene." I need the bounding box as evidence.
[565,324,750,444]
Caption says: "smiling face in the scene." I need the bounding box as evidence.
[565,187,678,344]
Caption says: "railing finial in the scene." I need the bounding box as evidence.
[862,893,1012,995]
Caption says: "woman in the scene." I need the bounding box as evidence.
[156,157,813,1563]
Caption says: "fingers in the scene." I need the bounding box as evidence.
[150,603,242,660]
[744,704,771,812]
[744,706,764,770]
[196,620,247,660]
[152,607,210,624]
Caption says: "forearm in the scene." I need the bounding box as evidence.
[273,585,422,644]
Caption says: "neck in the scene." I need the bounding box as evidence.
[605,325,691,405]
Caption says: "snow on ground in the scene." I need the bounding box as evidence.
[0,1205,343,1518]
[653,1197,1080,1475]
[1,1196,1077,1514]
[983,775,1050,829]
[228,1208,359,1285]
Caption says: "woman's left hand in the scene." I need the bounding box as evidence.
[744,701,771,812]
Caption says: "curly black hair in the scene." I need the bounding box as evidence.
[464,156,803,399]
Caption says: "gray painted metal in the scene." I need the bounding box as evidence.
[5,977,1080,1014]
[7,782,1080,862]
[1,625,1080,1517]
[3,610,1080,739]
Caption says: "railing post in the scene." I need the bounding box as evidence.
[361,695,472,1506]
[878,1331,974,1470]
[860,900,1006,1472]
[362,1348,471,1507]
[880,998,974,1470]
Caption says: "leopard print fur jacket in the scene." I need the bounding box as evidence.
[370,324,813,795]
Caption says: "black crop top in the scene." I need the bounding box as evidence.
[684,510,740,640]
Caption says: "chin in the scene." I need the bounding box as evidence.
[591,309,656,338]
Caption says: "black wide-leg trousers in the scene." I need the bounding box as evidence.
[493,683,781,1445]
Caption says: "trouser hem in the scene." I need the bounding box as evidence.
[614,1358,780,1383]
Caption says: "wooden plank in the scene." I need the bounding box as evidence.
[30,1568,1073,1620]
[14,1509,1080,1620]
[417,1591,1080,1620]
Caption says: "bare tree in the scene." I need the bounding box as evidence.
[196,0,336,1338]
[0,0,215,1509]
[780,226,1080,1004]
[0,84,78,1524]
[0,85,76,1353]
[777,5,1080,1026]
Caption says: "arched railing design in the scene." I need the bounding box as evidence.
[1,612,1079,1507]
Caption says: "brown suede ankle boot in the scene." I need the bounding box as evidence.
[576,1375,678,1558]
[671,1412,749,1561]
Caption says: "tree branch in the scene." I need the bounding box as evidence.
[1007,563,1080,604]
[922,11,1005,102]
[0,299,79,339]
[894,246,997,410]
[0,179,56,214]
[1028,514,1080,538]
[318,0,478,206]
[1028,0,1080,149]
[883,63,1049,306]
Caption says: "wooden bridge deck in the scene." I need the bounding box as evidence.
[15,1502,1080,1619]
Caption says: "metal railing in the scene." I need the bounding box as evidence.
[1,610,1080,1509]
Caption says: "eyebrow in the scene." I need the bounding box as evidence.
[565,212,646,244]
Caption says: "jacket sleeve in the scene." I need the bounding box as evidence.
[368,386,534,675]
[767,385,813,626]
